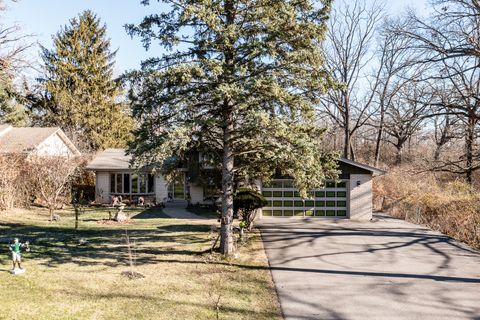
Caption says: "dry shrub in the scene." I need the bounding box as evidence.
[0,154,91,213]
[374,167,480,249]
[0,155,34,210]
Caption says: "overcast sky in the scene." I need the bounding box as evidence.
[4,0,429,77]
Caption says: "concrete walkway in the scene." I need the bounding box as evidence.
[259,215,480,320]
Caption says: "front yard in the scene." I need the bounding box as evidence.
[0,207,280,320]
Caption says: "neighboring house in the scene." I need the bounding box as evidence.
[0,124,81,157]
[87,148,385,220]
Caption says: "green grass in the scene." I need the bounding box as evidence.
[186,206,220,219]
[0,207,280,320]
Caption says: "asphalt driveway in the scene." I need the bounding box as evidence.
[259,214,480,320]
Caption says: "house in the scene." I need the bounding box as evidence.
[0,124,81,157]
[87,148,385,220]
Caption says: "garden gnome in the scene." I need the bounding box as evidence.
[9,238,30,273]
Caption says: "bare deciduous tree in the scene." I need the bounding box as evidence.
[392,0,480,183]
[29,156,79,220]
[321,0,384,160]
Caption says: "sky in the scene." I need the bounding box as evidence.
[3,0,428,77]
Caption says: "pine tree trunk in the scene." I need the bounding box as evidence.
[220,116,235,255]
[220,0,235,255]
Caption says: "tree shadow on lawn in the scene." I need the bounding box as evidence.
[0,221,213,268]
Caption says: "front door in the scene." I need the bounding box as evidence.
[168,174,185,200]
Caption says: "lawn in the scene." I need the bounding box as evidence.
[0,207,281,320]
[186,206,220,219]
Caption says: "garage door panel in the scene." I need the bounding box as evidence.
[262,179,348,218]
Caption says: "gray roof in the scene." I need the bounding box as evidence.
[86,148,133,170]
[0,126,80,155]
[338,157,386,176]
[87,148,386,177]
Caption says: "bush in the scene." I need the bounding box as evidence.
[374,167,480,249]
[234,188,268,230]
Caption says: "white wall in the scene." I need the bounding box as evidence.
[155,174,168,204]
[95,171,110,204]
[190,184,204,204]
[36,133,73,156]
[348,174,373,220]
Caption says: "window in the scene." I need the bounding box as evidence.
[110,174,115,193]
[273,210,283,216]
[284,210,293,216]
[148,174,155,193]
[315,210,325,216]
[284,200,293,207]
[263,210,273,216]
[337,201,347,207]
[124,173,131,193]
[294,200,303,207]
[305,200,314,207]
[139,174,147,193]
[270,180,283,188]
[132,174,138,193]
[294,191,300,197]
[337,181,347,188]
[326,181,336,188]
[284,191,294,197]
[116,174,123,193]
[326,210,336,216]
[315,191,325,197]
[337,210,347,217]
[283,180,294,188]
[326,191,336,198]
[272,191,283,197]
[294,210,304,216]
[262,191,272,197]
[326,201,335,207]
[316,200,325,207]
[337,191,347,198]
[272,201,283,207]
[305,210,314,216]
[111,173,154,194]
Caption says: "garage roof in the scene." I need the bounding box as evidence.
[338,157,386,176]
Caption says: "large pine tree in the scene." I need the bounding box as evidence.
[127,0,338,254]
[39,10,132,150]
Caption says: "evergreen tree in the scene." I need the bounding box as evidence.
[39,10,132,150]
[0,69,27,126]
[127,0,338,255]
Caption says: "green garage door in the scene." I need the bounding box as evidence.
[262,179,348,218]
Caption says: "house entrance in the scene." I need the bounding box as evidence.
[168,174,185,200]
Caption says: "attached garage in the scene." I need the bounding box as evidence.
[261,158,385,220]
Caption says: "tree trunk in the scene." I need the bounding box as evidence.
[395,143,403,165]
[465,116,475,184]
[219,0,236,256]
[343,91,351,159]
[374,106,385,166]
[220,116,235,255]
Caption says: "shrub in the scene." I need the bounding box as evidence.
[234,188,268,230]
[374,167,480,249]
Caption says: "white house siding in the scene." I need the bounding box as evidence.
[35,133,73,156]
[348,174,372,220]
[189,184,204,204]
[155,175,169,204]
[95,171,110,204]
